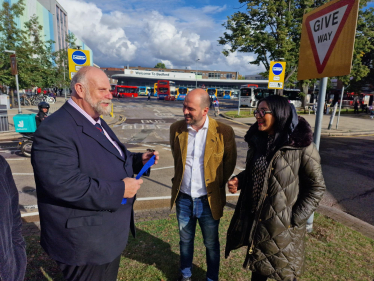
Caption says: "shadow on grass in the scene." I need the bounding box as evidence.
[25,236,64,280]
[122,227,207,280]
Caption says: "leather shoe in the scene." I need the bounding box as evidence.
[177,276,192,281]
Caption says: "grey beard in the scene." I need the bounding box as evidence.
[85,92,112,116]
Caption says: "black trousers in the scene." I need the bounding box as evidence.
[56,255,121,281]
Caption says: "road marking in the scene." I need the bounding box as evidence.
[0,150,20,153]
[21,211,39,217]
[163,148,171,151]
[141,144,156,148]
[137,193,240,201]
[152,166,174,171]
[6,158,25,161]
[235,166,245,171]
[13,173,33,175]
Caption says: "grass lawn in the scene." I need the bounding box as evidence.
[26,212,374,280]
[225,108,359,118]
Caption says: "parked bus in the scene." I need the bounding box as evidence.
[217,89,224,97]
[157,80,176,101]
[112,85,138,98]
[239,84,258,107]
[153,83,158,97]
[177,87,189,101]
[110,84,116,97]
[138,86,149,96]
[223,90,232,99]
[207,88,217,98]
[282,89,302,107]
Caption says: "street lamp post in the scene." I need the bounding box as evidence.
[195,59,200,88]
[4,50,22,113]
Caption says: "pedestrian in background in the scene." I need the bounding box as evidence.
[214,99,219,117]
[354,99,359,114]
[225,95,325,281]
[148,90,151,101]
[0,155,27,281]
[31,66,159,281]
[170,89,237,281]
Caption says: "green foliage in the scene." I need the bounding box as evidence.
[0,0,73,91]
[219,0,373,95]
[154,62,166,69]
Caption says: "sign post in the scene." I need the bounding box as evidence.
[336,86,345,129]
[9,54,22,113]
[67,49,91,80]
[268,61,286,90]
[297,0,359,232]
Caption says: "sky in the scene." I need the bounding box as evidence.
[58,0,374,75]
[58,0,264,75]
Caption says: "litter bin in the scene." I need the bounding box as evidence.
[13,114,37,133]
[0,105,9,132]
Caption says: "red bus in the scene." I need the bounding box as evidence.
[157,80,176,101]
[112,85,138,98]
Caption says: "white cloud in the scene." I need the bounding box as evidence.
[201,5,227,14]
[59,0,137,65]
[59,0,263,75]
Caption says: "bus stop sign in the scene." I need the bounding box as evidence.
[297,0,359,80]
[68,49,91,79]
[268,61,286,89]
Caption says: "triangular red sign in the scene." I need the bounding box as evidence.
[305,0,355,74]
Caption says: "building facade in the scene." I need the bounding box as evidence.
[124,66,238,80]
[110,68,268,90]
[0,0,93,63]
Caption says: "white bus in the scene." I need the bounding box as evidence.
[239,84,259,107]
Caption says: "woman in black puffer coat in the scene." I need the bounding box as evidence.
[225,95,326,281]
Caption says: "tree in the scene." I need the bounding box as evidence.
[219,0,372,104]
[340,6,374,93]
[52,33,77,91]
[154,62,166,69]
[238,74,246,80]
[0,0,26,105]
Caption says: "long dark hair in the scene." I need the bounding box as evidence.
[258,95,291,134]
[258,95,293,159]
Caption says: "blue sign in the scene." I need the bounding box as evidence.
[72,51,87,65]
[272,63,283,75]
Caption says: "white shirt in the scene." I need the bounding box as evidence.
[180,116,209,198]
[67,98,123,157]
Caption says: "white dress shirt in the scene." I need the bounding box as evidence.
[180,116,209,198]
[67,98,123,157]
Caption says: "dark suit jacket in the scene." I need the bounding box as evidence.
[0,156,26,281]
[31,102,145,266]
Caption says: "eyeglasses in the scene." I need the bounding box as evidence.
[254,109,272,118]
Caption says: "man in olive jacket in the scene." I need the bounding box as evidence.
[170,89,237,281]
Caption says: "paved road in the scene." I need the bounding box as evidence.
[3,97,374,226]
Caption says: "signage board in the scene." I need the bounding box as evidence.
[298,0,359,80]
[10,54,18,75]
[124,69,195,79]
[268,61,286,89]
[68,49,91,79]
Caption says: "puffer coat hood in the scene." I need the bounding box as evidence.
[225,113,325,281]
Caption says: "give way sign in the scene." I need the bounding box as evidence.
[297,0,359,80]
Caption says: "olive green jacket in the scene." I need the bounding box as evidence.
[170,118,237,220]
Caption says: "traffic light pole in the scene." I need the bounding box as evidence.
[15,74,21,114]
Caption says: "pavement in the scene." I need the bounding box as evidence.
[221,108,374,136]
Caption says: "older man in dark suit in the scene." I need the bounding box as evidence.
[31,66,159,281]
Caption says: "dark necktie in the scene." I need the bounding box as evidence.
[95,123,105,135]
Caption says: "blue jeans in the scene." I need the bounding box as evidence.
[176,192,220,281]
